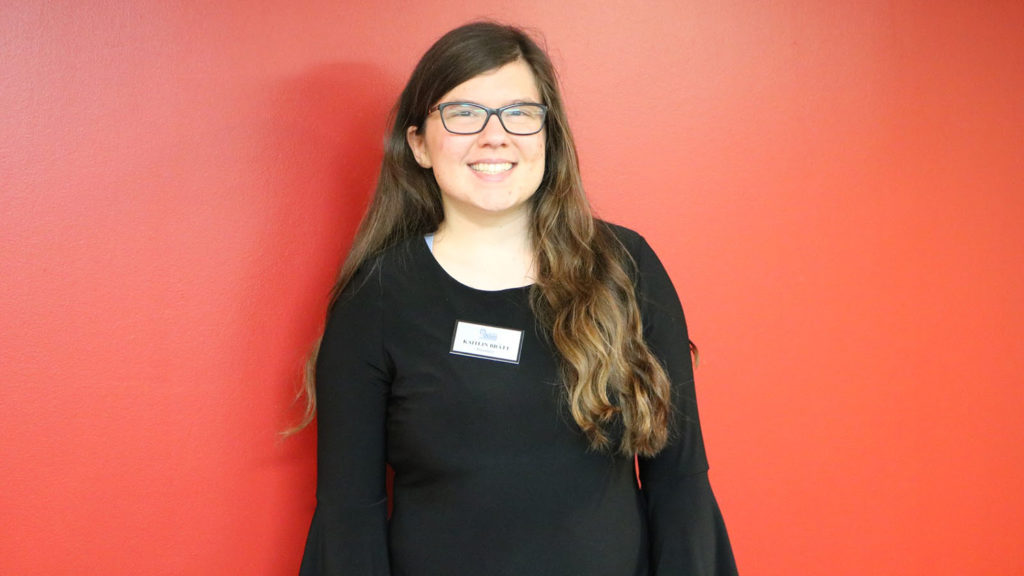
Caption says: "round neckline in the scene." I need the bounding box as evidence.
[418,235,535,294]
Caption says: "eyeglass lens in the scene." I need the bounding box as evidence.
[440,103,545,135]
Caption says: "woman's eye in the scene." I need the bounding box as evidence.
[445,106,481,119]
[506,107,539,119]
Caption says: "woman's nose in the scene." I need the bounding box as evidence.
[477,113,510,143]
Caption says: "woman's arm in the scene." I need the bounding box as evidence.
[299,264,392,576]
[629,232,739,576]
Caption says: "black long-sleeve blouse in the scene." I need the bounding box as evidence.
[300,223,737,576]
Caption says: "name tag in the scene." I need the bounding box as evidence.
[450,320,523,364]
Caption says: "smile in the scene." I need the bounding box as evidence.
[469,162,514,174]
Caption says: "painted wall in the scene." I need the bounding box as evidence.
[2,1,1022,574]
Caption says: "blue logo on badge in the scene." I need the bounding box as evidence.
[479,328,498,341]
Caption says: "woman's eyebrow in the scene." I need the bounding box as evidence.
[446,98,542,106]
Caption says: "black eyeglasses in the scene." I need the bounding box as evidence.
[429,102,548,135]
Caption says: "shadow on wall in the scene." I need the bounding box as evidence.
[267,58,402,445]
[258,61,402,575]
[272,59,400,269]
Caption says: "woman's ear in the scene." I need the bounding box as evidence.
[406,126,432,168]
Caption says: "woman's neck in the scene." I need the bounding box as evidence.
[431,210,536,291]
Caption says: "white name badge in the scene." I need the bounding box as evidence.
[450,320,524,364]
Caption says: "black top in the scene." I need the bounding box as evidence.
[300,224,737,576]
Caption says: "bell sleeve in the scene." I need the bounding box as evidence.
[631,234,739,576]
[299,263,392,576]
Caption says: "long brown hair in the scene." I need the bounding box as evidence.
[291,22,672,456]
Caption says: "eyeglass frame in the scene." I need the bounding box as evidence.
[427,101,549,136]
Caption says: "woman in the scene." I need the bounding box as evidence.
[297,21,737,576]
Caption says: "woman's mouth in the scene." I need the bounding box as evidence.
[469,162,514,174]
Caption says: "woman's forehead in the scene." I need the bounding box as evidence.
[438,60,542,105]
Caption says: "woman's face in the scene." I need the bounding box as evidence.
[407,59,546,223]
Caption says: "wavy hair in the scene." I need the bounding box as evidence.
[291,22,672,456]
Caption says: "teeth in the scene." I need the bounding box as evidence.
[469,162,513,174]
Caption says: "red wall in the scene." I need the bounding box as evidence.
[2,2,1022,574]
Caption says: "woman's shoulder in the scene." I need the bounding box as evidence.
[597,220,653,262]
[598,220,641,241]
[372,234,424,272]
[338,236,425,299]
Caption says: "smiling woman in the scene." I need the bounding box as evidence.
[294,21,738,576]
[406,59,548,254]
